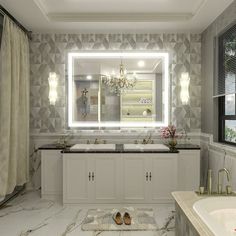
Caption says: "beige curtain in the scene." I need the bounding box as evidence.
[0,16,29,197]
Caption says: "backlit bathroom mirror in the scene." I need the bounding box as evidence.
[68,52,169,128]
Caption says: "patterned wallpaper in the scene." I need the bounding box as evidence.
[30,33,201,133]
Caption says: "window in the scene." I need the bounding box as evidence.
[218,24,236,144]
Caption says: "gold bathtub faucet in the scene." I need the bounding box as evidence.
[218,168,231,194]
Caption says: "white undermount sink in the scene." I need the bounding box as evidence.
[123,144,169,151]
[70,144,116,151]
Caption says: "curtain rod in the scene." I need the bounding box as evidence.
[0,5,32,39]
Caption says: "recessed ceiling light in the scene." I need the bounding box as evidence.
[138,61,145,67]
[138,60,145,67]
[86,75,92,80]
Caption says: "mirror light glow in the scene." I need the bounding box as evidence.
[68,52,169,128]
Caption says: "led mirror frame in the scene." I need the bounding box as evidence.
[68,52,169,128]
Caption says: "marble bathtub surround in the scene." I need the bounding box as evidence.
[172,191,214,236]
[0,190,175,236]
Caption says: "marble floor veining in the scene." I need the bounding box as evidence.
[0,190,175,236]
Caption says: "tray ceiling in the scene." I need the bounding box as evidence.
[0,0,234,33]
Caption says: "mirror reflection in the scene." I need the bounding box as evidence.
[68,52,169,128]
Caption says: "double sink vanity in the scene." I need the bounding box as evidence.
[40,143,200,204]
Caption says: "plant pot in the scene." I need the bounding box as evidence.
[168,139,177,152]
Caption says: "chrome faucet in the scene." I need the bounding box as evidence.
[141,133,154,144]
[94,138,99,144]
[218,168,231,194]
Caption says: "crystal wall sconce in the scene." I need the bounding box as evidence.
[180,72,190,105]
[48,72,58,105]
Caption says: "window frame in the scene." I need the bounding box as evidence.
[218,96,236,145]
[218,24,236,145]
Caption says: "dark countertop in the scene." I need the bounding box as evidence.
[176,144,201,150]
[38,144,72,150]
[39,143,200,153]
[62,148,179,154]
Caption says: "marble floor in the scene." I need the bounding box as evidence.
[0,190,175,236]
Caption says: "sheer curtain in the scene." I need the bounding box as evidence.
[0,16,30,197]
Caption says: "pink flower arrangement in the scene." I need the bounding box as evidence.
[160,125,178,139]
[160,125,181,151]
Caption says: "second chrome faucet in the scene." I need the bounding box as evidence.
[217,168,231,194]
[206,168,232,195]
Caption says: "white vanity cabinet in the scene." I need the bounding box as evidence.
[63,153,122,203]
[123,154,150,203]
[63,152,178,204]
[41,149,63,199]
[122,153,178,203]
[41,146,200,203]
[178,150,200,191]
[149,154,178,202]
[63,154,91,203]
[91,154,122,202]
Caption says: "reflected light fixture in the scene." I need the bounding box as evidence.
[48,72,58,105]
[102,61,137,95]
[86,75,92,80]
[138,60,145,67]
[180,72,190,105]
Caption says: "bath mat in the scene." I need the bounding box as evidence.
[81,207,158,231]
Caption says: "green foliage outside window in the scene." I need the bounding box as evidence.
[225,126,236,142]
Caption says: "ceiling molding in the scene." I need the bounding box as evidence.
[33,0,49,20]
[33,0,205,22]
[192,0,207,16]
[13,0,233,32]
[47,12,193,22]
[192,0,207,15]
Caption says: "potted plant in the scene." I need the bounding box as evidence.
[160,125,179,152]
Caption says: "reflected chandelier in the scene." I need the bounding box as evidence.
[102,62,137,95]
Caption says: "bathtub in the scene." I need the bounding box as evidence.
[193,197,236,236]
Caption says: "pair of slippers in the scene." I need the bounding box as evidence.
[113,212,132,225]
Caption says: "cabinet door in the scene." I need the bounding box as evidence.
[178,150,200,191]
[41,150,62,198]
[123,154,149,203]
[91,154,121,203]
[63,154,92,203]
[149,154,178,202]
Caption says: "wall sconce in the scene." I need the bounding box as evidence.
[180,72,190,105]
[48,72,58,105]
